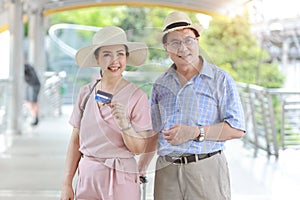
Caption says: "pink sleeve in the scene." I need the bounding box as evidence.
[69,86,89,128]
[129,90,152,132]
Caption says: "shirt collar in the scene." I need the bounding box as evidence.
[199,57,214,79]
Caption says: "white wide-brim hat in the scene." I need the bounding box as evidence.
[159,11,204,42]
[76,26,148,67]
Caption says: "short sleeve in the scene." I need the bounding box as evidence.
[69,85,90,129]
[218,74,245,132]
[150,83,162,132]
[129,90,152,132]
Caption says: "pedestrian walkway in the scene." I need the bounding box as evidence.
[0,105,299,200]
[0,106,72,200]
[227,140,300,200]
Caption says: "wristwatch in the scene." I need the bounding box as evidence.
[194,126,205,142]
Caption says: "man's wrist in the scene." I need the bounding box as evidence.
[193,126,205,142]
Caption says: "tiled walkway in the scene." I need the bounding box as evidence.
[0,105,299,200]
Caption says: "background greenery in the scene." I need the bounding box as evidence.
[47,6,285,92]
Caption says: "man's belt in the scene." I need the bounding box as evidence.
[164,150,222,165]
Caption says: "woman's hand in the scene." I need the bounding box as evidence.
[110,102,130,129]
[60,184,74,200]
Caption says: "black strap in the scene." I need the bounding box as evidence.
[165,150,222,164]
[81,79,100,113]
[163,22,190,32]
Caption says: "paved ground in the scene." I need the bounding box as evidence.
[0,105,299,200]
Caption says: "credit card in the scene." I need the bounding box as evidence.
[95,90,113,104]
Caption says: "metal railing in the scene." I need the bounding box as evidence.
[0,72,65,133]
[41,71,66,117]
[237,83,300,157]
[281,99,300,149]
[2,78,300,153]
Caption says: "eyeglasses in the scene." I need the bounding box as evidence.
[166,37,197,51]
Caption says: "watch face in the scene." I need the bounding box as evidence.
[199,127,205,141]
[199,134,205,142]
[194,127,205,142]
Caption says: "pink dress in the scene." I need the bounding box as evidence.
[69,81,152,200]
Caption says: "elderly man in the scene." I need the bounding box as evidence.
[150,11,246,200]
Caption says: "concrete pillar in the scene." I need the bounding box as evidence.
[28,9,46,72]
[7,1,24,134]
[27,9,47,117]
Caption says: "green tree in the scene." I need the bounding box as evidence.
[49,7,123,26]
[201,13,285,88]
[48,7,285,88]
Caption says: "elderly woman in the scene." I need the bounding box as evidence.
[60,26,156,200]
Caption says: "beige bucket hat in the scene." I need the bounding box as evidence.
[75,26,148,67]
[160,11,204,42]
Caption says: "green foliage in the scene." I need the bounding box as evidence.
[49,7,123,26]
[201,14,285,88]
[48,6,285,89]
[24,22,29,37]
[258,64,285,88]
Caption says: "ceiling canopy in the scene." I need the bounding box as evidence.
[1,0,250,17]
[0,0,250,33]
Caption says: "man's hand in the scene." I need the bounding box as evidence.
[162,124,198,145]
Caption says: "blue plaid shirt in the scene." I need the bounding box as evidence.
[151,58,245,156]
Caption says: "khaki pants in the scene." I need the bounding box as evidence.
[154,152,231,200]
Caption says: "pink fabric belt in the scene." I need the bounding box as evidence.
[82,155,130,196]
